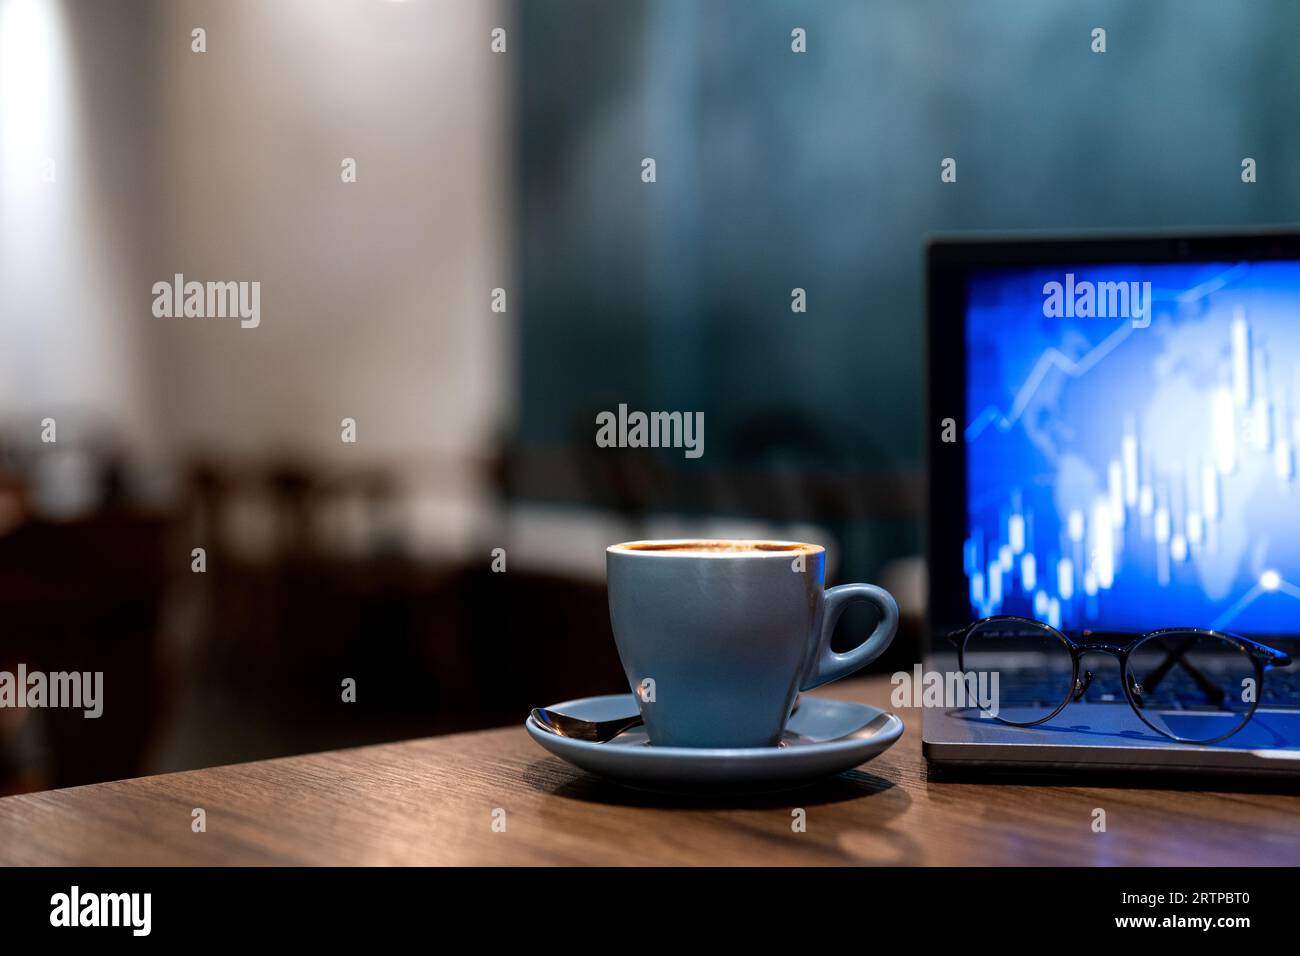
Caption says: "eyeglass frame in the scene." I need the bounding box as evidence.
[947,615,1293,745]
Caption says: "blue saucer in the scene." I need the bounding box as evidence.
[525,693,904,792]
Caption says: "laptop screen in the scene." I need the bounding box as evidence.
[963,260,1300,635]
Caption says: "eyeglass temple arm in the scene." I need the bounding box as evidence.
[1143,635,1291,696]
[1142,644,1225,702]
[1236,635,1292,667]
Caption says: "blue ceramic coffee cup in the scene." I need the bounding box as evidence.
[607,539,898,748]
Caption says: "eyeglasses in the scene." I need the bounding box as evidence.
[947,616,1292,744]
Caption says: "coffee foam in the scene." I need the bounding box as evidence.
[610,540,822,555]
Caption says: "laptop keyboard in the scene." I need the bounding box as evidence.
[994,666,1300,710]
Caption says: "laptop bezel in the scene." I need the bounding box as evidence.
[924,227,1300,651]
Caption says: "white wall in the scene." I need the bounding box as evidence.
[2,0,512,553]
[0,0,162,458]
[149,0,511,473]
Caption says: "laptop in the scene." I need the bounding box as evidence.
[924,230,1300,776]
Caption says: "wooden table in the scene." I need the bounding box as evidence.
[0,676,1296,865]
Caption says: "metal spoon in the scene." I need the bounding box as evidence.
[530,707,643,743]
[530,695,803,744]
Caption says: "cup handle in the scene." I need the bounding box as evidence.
[801,583,899,690]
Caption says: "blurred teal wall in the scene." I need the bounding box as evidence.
[513,0,1300,479]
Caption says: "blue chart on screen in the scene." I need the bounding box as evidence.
[964,261,1300,635]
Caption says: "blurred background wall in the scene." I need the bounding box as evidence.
[1,0,1297,793]
[149,0,509,547]
[511,0,1300,579]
